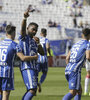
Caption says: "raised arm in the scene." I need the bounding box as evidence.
[20,11,29,37]
[17,52,38,61]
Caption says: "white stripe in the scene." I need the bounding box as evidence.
[73,53,85,72]
[3,67,5,77]
[23,42,27,69]
[69,63,75,70]
[27,69,33,88]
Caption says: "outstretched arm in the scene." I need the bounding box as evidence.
[20,10,29,37]
[17,52,38,61]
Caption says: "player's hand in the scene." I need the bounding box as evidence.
[33,36,40,44]
[24,10,29,18]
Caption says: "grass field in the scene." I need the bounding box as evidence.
[9,67,90,100]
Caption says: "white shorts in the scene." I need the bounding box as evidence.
[86,60,90,71]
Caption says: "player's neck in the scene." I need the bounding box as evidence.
[82,36,89,41]
[6,35,13,40]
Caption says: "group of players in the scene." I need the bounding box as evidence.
[0,8,90,100]
[0,10,51,100]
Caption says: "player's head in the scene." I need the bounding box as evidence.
[82,28,90,40]
[27,22,38,38]
[40,28,47,37]
[6,25,16,40]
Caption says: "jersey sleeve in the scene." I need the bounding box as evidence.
[18,34,28,40]
[86,42,90,50]
[16,44,22,53]
[46,38,49,44]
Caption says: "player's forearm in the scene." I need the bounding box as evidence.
[20,11,29,36]
[20,19,27,36]
[17,52,38,61]
[23,55,38,61]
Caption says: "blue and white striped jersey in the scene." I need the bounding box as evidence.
[38,37,49,63]
[65,39,89,73]
[0,38,21,78]
[19,35,38,71]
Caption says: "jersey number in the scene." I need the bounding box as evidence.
[0,49,7,61]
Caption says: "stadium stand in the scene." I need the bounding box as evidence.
[0,0,90,40]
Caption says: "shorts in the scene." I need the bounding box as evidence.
[21,69,38,90]
[86,60,90,71]
[38,62,48,73]
[65,71,81,90]
[0,77,14,91]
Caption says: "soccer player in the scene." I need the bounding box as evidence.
[62,28,90,100]
[84,40,90,96]
[19,10,39,100]
[0,25,38,100]
[37,28,51,92]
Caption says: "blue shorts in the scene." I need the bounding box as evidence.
[21,69,38,90]
[38,62,48,73]
[65,71,81,90]
[0,77,14,91]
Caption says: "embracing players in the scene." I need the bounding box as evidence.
[62,28,90,100]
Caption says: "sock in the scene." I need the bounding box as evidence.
[84,75,90,93]
[74,94,81,100]
[23,92,34,100]
[62,93,73,100]
[40,73,47,84]
[0,94,2,100]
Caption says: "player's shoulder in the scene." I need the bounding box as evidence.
[19,34,29,41]
[9,40,18,48]
[75,39,88,45]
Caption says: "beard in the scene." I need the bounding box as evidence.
[28,32,34,38]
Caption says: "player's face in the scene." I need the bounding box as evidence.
[27,25,38,38]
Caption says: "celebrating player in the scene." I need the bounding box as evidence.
[84,40,90,96]
[19,10,39,100]
[0,25,38,100]
[37,28,51,92]
[62,28,90,100]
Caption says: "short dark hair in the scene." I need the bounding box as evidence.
[6,25,16,35]
[28,22,38,28]
[41,28,47,34]
[82,28,90,37]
